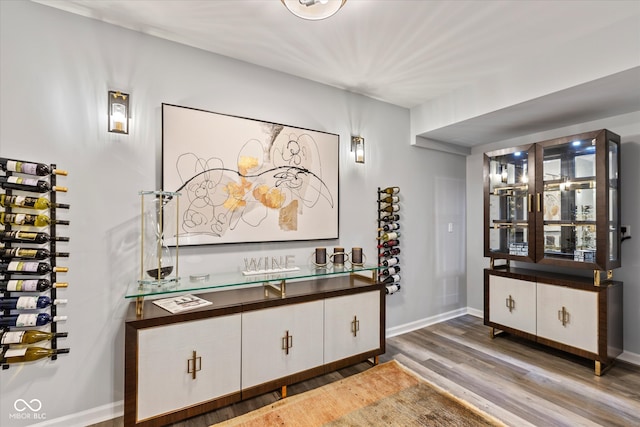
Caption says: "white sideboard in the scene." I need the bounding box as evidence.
[125,274,385,427]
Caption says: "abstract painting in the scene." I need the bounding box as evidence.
[162,104,339,246]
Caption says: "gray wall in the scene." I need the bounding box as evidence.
[0,1,467,424]
[466,112,640,359]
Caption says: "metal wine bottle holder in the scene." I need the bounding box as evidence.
[138,190,180,287]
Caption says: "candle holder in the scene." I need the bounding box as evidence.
[312,247,329,267]
[349,247,366,267]
[329,247,349,267]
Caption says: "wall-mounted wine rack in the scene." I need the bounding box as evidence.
[0,157,70,368]
[377,187,401,295]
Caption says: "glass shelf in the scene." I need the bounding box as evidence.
[125,263,381,299]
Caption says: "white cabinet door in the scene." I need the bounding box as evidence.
[242,300,323,389]
[536,283,598,353]
[324,291,380,364]
[137,314,241,422]
[488,275,536,335]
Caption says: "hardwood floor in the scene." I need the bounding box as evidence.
[91,314,640,427]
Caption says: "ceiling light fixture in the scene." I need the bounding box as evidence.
[281,0,346,21]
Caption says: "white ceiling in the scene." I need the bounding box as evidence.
[33,0,640,146]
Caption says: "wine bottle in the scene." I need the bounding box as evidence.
[380,196,399,204]
[0,176,67,193]
[385,284,401,295]
[1,329,68,345]
[1,247,69,260]
[0,158,67,176]
[0,279,68,292]
[378,187,400,195]
[0,296,68,310]
[381,257,399,267]
[378,223,400,232]
[378,204,399,213]
[0,312,67,327]
[381,274,401,284]
[379,266,401,276]
[378,231,400,241]
[379,214,400,223]
[0,261,68,275]
[0,212,69,227]
[0,230,69,244]
[1,347,70,364]
[0,194,69,210]
[378,248,401,258]
[377,239,399,248]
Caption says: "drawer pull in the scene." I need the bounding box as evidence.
[282,330,293,355]
[187,350,202,380]
[351,315,360,337]
[558,306,570,327]
[505,295,515,313]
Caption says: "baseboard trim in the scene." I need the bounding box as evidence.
[618,351,640,367]
[30,400,123,427]
[385,307,469,338]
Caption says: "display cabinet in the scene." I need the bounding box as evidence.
[484,129,624,375]
[484,129,621,277]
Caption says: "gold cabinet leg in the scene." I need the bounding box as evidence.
[594,360,614,376]
[281,385,287,398]
[136,297,144,317]
[489,327,504,339]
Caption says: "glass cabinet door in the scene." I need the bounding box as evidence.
[536,129,621,270]
[608,137,621,267]
[484,145,535,261]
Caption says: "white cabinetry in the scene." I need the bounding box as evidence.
[536,283,597,353]
[324,291,380,364]
[484,268,622,376]
[137,314,241,422]
[125,275,385,427]
[241,301,324,389]
[488,275,536,335]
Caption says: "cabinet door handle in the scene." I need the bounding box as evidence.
[528,194,533,213]
[282,330,293,355]
[505,295,515,313]
[351,315,360,337]
[557,306,570,327]
[187,350,202,380]
[536,193,541,212]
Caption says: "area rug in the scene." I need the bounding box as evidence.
[213,360,506,426]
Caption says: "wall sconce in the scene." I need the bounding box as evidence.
[281,0,346,21]
[351,136,365,164]
[108,90,129,134]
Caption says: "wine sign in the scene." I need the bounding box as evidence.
[0,157,69,368]
[242,255,298,276]
[377,187,401,295]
